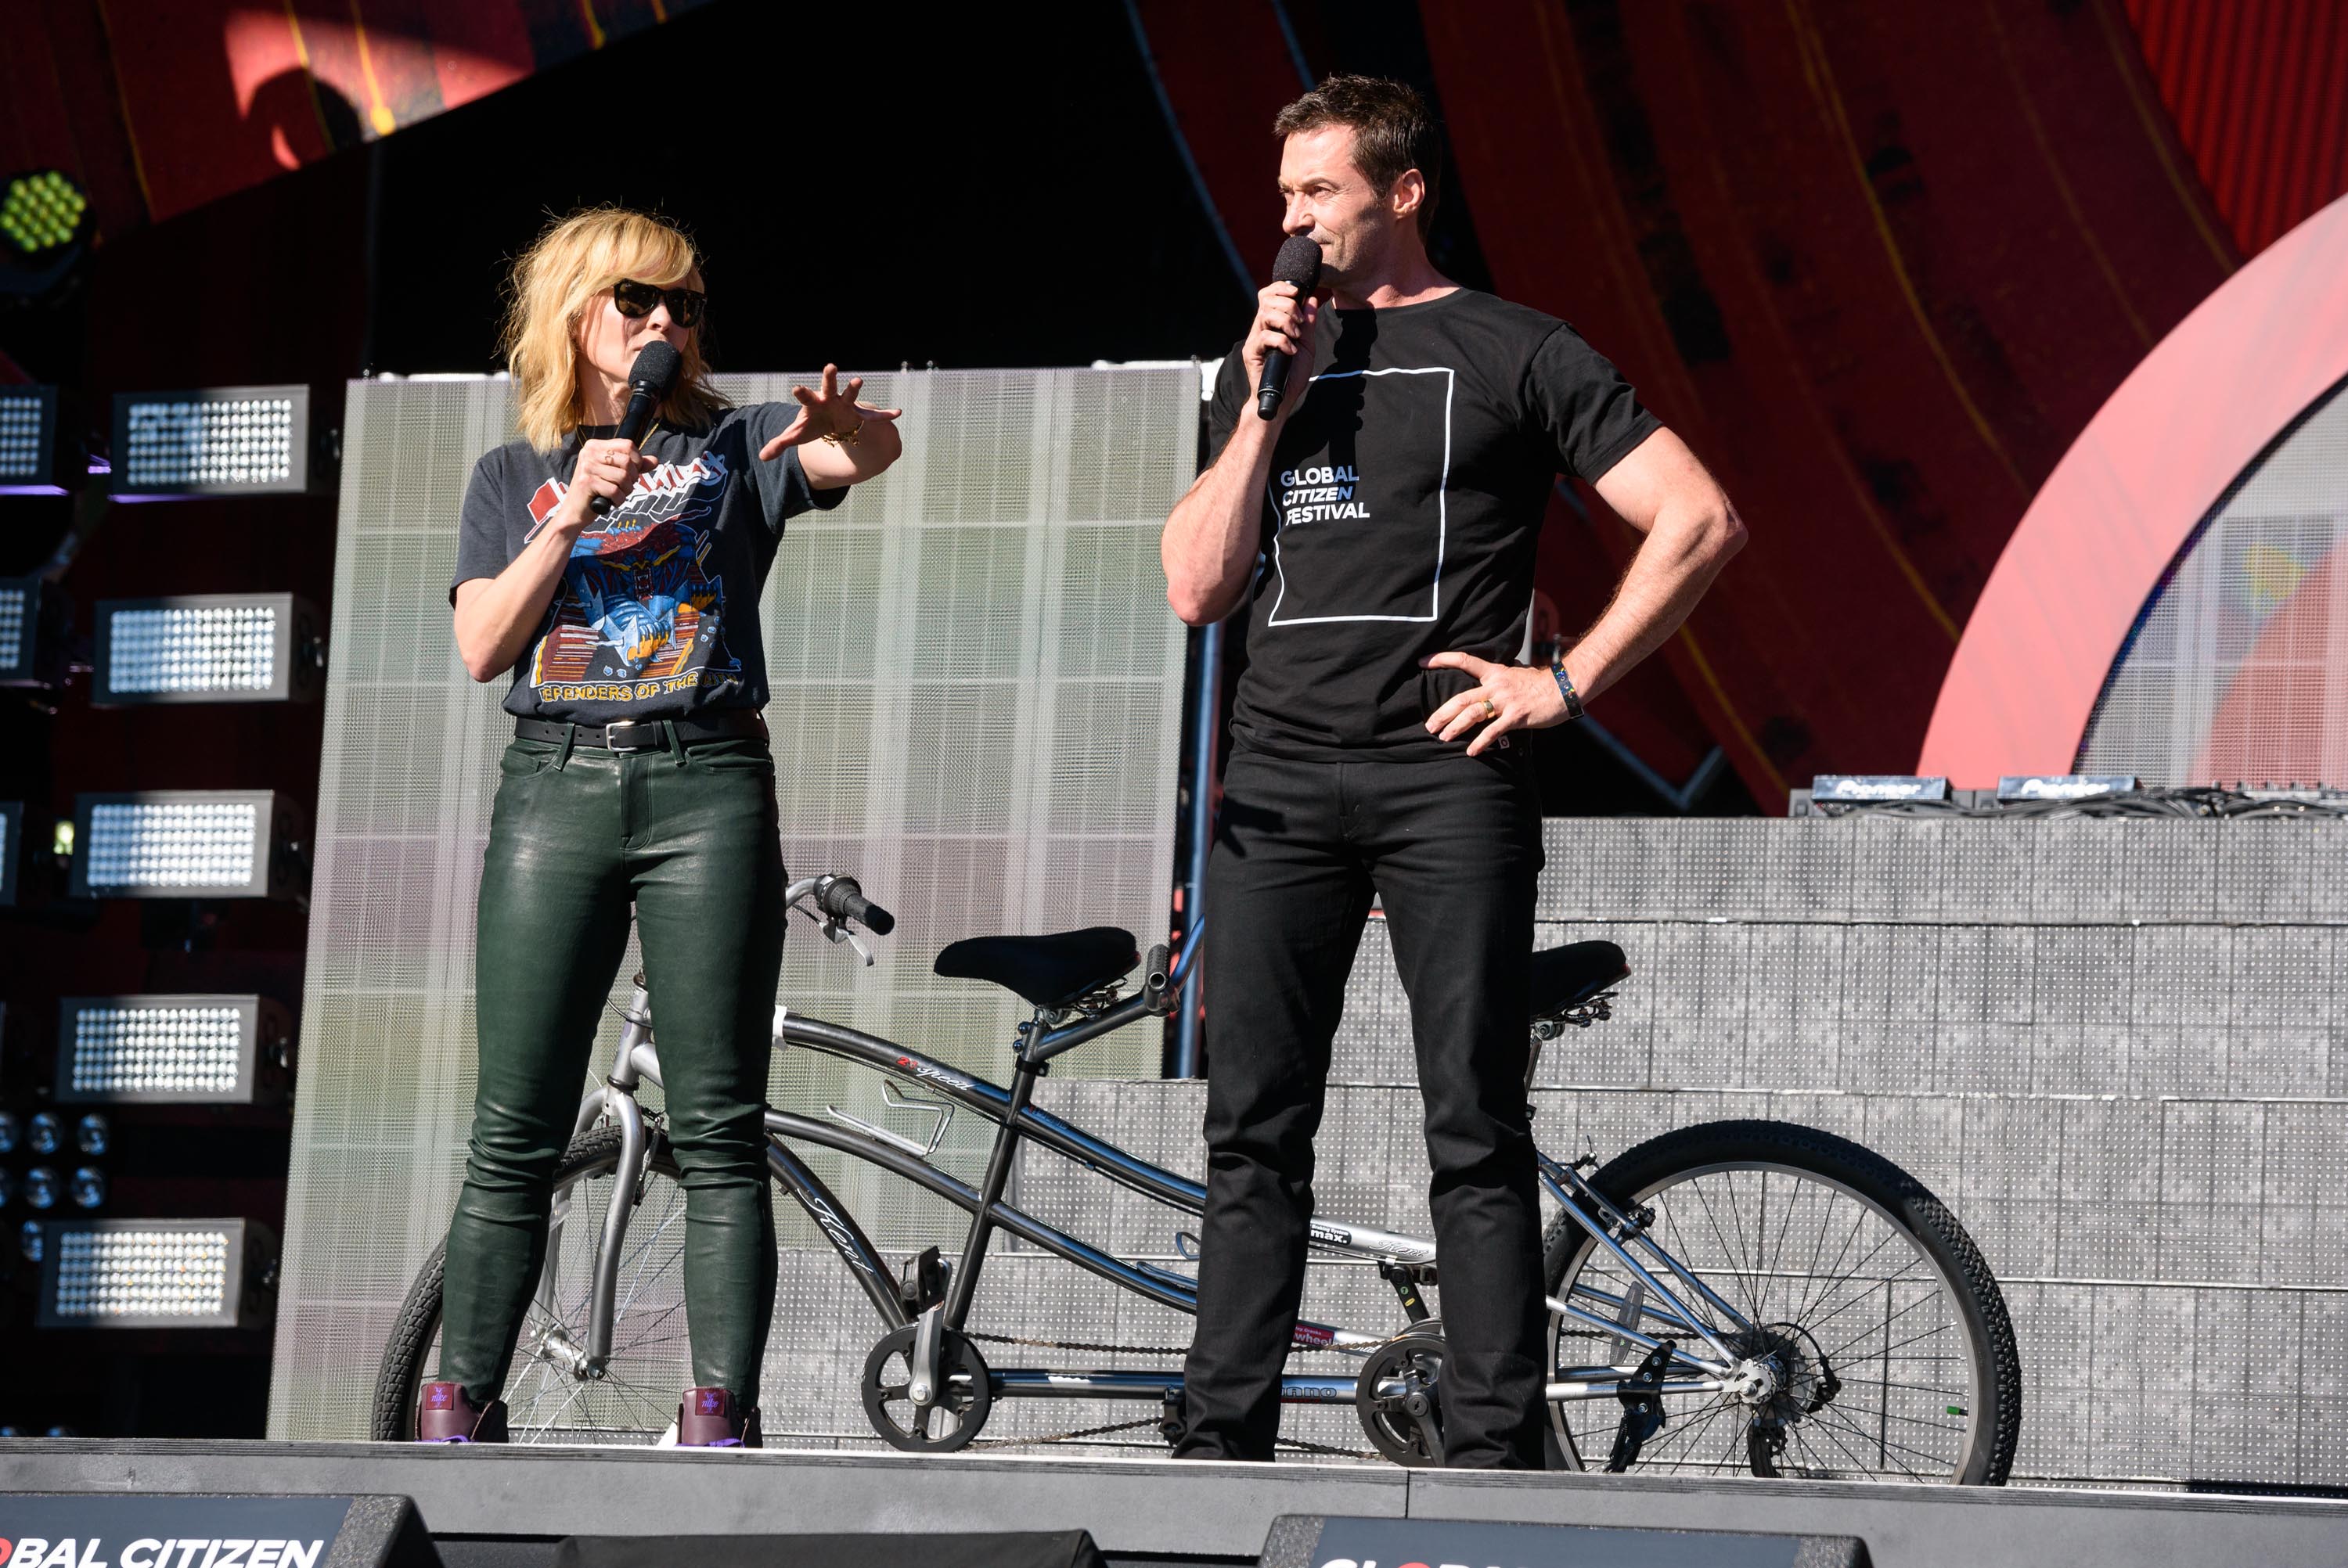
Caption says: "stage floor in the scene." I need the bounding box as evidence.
[4,1440,2345,1566]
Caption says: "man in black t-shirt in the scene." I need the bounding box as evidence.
[1162,77,1745,1469]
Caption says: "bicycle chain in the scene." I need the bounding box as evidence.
[971,1415,1374,1461]
[965,1329,1345,1358]
[958,1325,1605,1462]
[967,1330,1188,1357]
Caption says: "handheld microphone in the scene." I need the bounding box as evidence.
[589,340,683,517]
[1255,235,1323,420]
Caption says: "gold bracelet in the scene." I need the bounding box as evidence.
[819,419,862,447]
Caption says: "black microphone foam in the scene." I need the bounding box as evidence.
[1273,233,1323,292]
[1256,236,1323,419]
[589,341,685,517]
[619,340,682,439]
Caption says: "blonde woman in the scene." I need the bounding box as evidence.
[419,208,900,1445]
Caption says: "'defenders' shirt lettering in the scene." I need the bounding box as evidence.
[1208,290,1658,761]
[451,404,846,726]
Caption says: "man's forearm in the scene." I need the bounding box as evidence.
[1566,496,1745,703]
[1163,417,1278,625]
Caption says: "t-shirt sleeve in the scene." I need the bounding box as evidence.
[1525,325,1662,484]
[449,451,510,605]
[1205,345,1248,463]
[744,401,851,533]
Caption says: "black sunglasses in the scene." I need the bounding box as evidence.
[611,278,707,327]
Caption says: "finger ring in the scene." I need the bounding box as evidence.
[1479,698,1499,721]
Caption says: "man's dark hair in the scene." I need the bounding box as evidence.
[1273,75,1444,236]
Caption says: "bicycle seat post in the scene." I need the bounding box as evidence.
[938,1005,1050,1330]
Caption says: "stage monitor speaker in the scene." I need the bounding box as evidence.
[1260,1514,1869,1568]
[0,1493,438,1568]
[552,1530,1104,1568]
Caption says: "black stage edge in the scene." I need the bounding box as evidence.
[4,1441,2346,1567]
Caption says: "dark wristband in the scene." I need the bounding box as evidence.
[1550,656,1586,721]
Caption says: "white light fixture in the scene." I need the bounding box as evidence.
[67,790,304,901]
[110,385,311,497]
[56,994,291,1105]
[0,577,70,689]
[0,800,20,907]
[0,383,59,492]
[34,1218,275,1329]
[93,593,325,706]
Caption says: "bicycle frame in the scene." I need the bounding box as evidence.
[559,963,1753,1419]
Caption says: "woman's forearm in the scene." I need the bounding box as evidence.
[798,418,902,488]
[454,528,576,682]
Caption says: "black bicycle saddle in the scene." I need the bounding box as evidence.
[934,926,1140,1008]
[1529,940,1629,1018]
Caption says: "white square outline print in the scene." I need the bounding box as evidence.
[1264,365,1453,625]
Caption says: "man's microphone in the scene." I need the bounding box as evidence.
[1255,235,1323,420]
[590,340,682,516]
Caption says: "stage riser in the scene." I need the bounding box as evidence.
[3,1442,2341,1568]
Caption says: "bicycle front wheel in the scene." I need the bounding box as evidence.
[1541,1120,2020,1484]
[372,1123,718,1444]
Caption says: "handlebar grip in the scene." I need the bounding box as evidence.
[817,874,895,935]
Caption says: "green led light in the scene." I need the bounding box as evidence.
[0,169,88,258]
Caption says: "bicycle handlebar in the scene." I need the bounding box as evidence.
[814,873,895,936]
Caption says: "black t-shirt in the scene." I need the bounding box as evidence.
[452,402,846,724]
[1208,289,1659,761]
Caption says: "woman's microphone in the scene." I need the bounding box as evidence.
[589,340,682,516]
[1255,235,1323,419]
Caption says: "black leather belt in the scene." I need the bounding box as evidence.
[515,710,766,753]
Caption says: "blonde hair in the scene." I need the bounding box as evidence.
[500,207,731,451]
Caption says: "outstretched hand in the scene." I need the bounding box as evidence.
[758,364,902,460]
[1421,649,1571,757]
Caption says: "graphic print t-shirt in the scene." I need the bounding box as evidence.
[1208,290,1660,761]
[451,402,846,725]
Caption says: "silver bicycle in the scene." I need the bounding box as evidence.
[374,871,2021,1481]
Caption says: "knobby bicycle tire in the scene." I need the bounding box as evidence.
[1540,1118,2021,1485]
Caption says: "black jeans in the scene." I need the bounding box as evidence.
[437,732,785,1405]
[1175,746,1548,1467]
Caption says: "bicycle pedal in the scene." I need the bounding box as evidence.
[898,1246,949,1316]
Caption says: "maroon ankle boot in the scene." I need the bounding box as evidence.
[676,1386,762,1448]
[417,1381,509,1443]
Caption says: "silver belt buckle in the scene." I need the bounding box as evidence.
[603,720,661,753]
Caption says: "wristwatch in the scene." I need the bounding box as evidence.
[1549,655,1586,722]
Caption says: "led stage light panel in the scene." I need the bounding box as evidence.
[94,593,323,706]
[111,384,310,496]
[56,994,291,1105]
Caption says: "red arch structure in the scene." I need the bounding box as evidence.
[1917,192,2348,784]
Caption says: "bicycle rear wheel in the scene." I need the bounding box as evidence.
[1541,1119,2020,1484]
[372,1123,717,1444]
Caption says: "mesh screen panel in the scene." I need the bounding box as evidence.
[754,817,2348,1480]
[2081,376,2348,784]
[268,369,1192,1440]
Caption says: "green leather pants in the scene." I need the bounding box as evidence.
[437,732,784,1405]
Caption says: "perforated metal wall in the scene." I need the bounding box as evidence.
[762,818,2345,1484]
[2081,375,2348,786]
[268,369,1193,1440]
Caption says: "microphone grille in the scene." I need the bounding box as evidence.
[630,340,684,393]
[1272,235,1322,291]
